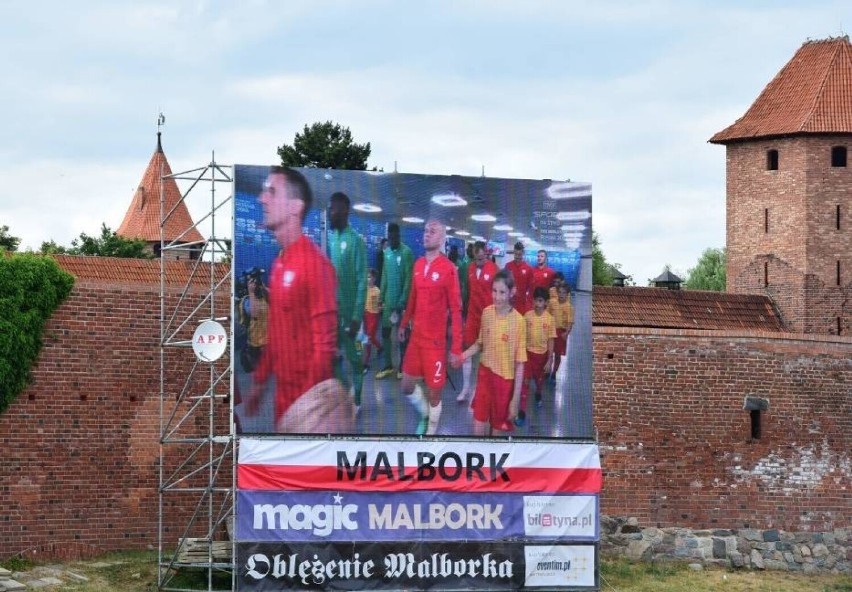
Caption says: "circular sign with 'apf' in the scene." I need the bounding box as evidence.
[192,320,228,362]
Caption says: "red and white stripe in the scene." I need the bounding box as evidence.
[238,438,602,494]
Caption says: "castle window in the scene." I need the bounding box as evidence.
[744,396,768,440]
[831,146,847,168]
[764,262,769,287]
[750,411,762,439]
[764,208,769,233]
[766,149,779,170]
[838,260,841,286]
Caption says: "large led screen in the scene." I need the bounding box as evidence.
[233,165,593,439]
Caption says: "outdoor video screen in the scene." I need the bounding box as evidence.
[232,165,593,439]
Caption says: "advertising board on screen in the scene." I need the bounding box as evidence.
[232,165,593,439]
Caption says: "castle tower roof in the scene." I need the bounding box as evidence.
[710,36,852,143]
[116,133,204,244]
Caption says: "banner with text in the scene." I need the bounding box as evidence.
[237,490,598,542]
[236,541,597,591]
[237,438,602,495]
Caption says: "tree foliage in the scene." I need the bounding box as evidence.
[40,224,153,259]
[684,247,726,291]
[278,121,372,170]
[592,232,614,286]
[0,253,75,413]
[1,225,21,252]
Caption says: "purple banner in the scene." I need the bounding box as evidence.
[237,490,598,542]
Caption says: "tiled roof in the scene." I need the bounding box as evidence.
[593,287,785,331]
[51,256,784,331]
[116,134,205,244]
[53,254,229,288]
[710,37,852,143]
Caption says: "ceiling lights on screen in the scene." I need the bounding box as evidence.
[471,214,497,222]
[431,193,468,207]
[353,203,382,213]
[493,224,513,231]
[402,216,425,224]
[546,181,592,200]
[507,231,524,237]
[455,230,471,236]
[556,211,591,221]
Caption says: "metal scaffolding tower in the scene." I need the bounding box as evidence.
[157,155,235,591]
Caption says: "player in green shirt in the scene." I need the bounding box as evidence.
[376,222,414,378]
[328,192,367,410]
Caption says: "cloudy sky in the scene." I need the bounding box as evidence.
[0,0,848,284]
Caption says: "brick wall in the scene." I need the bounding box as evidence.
[725,136,852,334]
[0,279,231,560]
[3,281,851,559]
[595,327,852,532]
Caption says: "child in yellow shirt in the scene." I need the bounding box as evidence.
[548,283,574,381]
[362,268,382,371]
[458,270,526,436]
[516,287,556,426]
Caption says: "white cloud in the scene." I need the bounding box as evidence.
[0,160,139,251]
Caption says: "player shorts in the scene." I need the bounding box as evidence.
[524,350,549,382]
[471,365,515,432]
[363,311,380,343]
[402,343,448,390]
[554,328,568,356]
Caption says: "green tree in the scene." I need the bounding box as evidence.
[278,121,372,170]
[0,225,21,252]
[39,224,152,258]
[39,240,68,255]
[69,224,153,258]
[684,247,726,291]
[592,232,614,286]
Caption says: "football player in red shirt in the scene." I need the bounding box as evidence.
[531,249,556,295]
[398,220,463,435]
[457,241,499,403]
[504,240,534,315]
[244,166,341,432]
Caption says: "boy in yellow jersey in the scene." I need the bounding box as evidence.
[548,282,574,382]
[362,268,382,372]
[548,271,565,305]
[516,287,556,427]
[457,269,526,436]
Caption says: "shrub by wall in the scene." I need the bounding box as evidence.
[0,254,74,413]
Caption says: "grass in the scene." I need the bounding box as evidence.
[599,557,852,592]
[2,552,850,591]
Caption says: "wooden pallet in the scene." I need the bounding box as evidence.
[175,538,232,564]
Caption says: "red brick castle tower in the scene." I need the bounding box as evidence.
[710,37,852,334]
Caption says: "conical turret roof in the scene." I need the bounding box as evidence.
[116,134,204,244]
